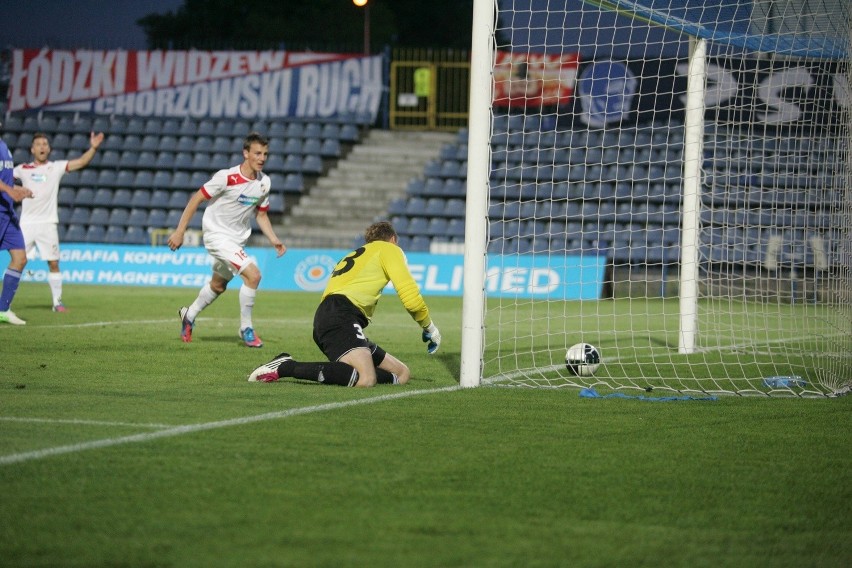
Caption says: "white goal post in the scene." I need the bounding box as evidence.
[460,0,851,396]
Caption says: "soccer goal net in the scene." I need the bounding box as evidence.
[459,0,851,397]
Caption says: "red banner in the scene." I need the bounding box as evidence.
[493,51,580,108]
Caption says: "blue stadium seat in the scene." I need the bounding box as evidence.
[426,218,448,236]
[188,211,203,229]
[105,225,126,243]
[302,155,323,175]
[174,152,194,170]
[302,138,322,156]
[164,209,183,229]
[339,124,359,142]
[74,188,96,207]
[444,198,465,217]
[409,236,431,252]
[113,170,136,189]
[406,217,430,236]
[190,171,209,188]
[140,135,160,152]
[123,226,150,245]
[68,206,90,225]
[303,122,322,139]
[95,169,118,188]
[196,119,216,136]
[147,209,168,227]
[58,187,76,206]
[155,152,176,170]
[189,153,210,172]
[405,197,428,216]
[285,123,304,138]
[268,121,287,137]
[85,225,107,243]
[117,151,139,169]
[282,137,303,155]
[37,115,58,132]
[64,224,87,242]
[108,208,130,226]
[130,189,152,208]
[167,191,190,210]
[422,178,445,197]
[283,155,303,173]
[133,171,154,189]
[388,198,407,216]
[151,190,172,208]
[152,170,173,189]
[159,119,182,136]
[321,123,341,140]
[281,173,304,193]
[92,188,114,207]
[424,198,446,217]
[3,115,24,133]
[439,178,463,198]
[446,218,465,238]
[97,150,121,169]
[212,136,232,153]
[171,171,192,190]
[13,147,30,164]
[57,206,71,224]
[112,187,133,207]
[194,137,215,153]
[126,208,149,227]
[214,120,236,137]
[50,133,71,150]
[264,154,287,174]
[135,151,157,170]
[124,118,147,136]
[404,178,425,196]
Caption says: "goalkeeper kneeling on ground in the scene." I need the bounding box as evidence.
[248,221,441,387]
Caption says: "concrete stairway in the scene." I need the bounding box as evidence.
[275,129,456,249]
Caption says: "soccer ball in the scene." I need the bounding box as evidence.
[565,343,601,377]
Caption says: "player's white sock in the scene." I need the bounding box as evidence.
[48,272,63,306]
[239,286,257,331]
[188,284,219,321]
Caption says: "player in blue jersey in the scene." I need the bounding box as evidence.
[0,131,34,325]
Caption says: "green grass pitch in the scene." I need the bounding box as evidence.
[1,283,849,567]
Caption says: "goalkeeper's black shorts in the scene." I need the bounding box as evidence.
[312,294,387,366]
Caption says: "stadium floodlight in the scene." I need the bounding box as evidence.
[460,0,851,397]
[353,0,370,54]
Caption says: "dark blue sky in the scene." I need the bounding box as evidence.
[3,0,183,50]
[5,0,684,56]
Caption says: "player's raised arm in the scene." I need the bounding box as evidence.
[67,132,105,172]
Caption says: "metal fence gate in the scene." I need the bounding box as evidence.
[389,48,470,131]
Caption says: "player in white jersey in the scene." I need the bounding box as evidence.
[14,130,105,312]
[167,132,286,348]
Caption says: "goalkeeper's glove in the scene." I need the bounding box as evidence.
[422,322,442,355]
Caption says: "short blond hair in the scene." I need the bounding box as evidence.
[364,221,397,243]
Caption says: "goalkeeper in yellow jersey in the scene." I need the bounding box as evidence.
[247,221,441,387]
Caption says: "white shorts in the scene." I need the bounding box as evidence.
[203,232,256,281]
[21,222,60,262]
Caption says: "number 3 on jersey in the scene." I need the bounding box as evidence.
[331,247,365,278]
[352,323,366,340]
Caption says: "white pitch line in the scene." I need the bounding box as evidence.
[0,385,461,466]
[0,417,173,429]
